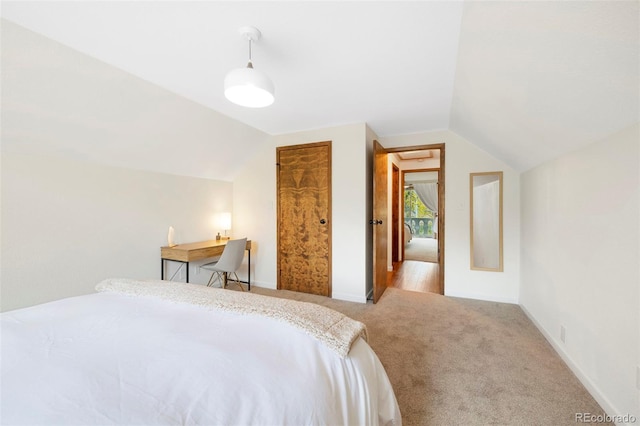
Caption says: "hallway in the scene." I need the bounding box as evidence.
[388,260,440,294]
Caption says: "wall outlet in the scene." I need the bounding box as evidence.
[560,325,566,343]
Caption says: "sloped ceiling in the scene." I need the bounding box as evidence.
[2,1,638,173]
[451,1,639,171]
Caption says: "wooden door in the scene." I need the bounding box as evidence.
[277,141,331,296]
[372,140,388,303]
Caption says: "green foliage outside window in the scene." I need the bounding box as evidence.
[404,189,435,238]
[404,189,434,219]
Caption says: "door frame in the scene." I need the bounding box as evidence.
[391,164,400,264]
[384,143,445,295]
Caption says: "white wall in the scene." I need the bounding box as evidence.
[1,19,269,182]
[380,130,520,303]
[1,19,267,311]
[1,152,233,311]
[520,123,639,421]
[233,123,370,303]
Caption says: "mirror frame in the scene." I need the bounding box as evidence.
[470,171,503,272]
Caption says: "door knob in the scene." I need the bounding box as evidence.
[320,219,326,224]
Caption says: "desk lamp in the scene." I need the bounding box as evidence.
[219,212,232,240]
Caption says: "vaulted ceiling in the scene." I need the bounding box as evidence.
[2,1,638,172]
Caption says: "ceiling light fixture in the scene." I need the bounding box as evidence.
[224,26,274,108]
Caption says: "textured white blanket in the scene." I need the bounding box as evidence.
[96,278,368,357]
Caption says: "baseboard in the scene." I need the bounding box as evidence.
[444,289,518,304]
[248,283,367,304]
[332,292,367,304]
[245,281,276,290]
[519,305,625,425]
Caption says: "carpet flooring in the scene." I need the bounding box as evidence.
[245,286,610,426]
[404,237,438,263]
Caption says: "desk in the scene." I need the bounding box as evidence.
[161,239,251,290]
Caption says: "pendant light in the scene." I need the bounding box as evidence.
[224,26,275,108]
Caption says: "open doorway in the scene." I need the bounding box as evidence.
[386,144,444,295]
[403,170,439,263]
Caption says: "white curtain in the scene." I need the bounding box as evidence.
[412,183,437,212]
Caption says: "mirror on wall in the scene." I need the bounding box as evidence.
[470,171,503,272]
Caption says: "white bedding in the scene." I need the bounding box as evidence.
[1,285,401,425]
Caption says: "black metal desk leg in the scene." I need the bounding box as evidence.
[186,262,189,283]
[248,249,251,291]
[161,258,165,280]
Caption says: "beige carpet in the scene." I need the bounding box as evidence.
[244,286,610,426]
[405,237,438,263]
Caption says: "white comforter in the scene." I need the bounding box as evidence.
[1,288,401,425]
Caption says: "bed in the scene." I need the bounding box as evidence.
[404,222,413,245]
[1,279,401,425]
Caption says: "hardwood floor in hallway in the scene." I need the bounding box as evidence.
[388,260,440,294]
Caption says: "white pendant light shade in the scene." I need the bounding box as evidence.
[224,26,275,108]
[224,66,275,108]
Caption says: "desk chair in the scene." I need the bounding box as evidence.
[201,238,247,291]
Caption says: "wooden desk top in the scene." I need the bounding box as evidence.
[161,239,251,262]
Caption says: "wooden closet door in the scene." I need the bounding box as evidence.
[276,141,331,296]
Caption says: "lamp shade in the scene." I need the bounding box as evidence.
[219,212,232,231]
[224,66,275,108]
